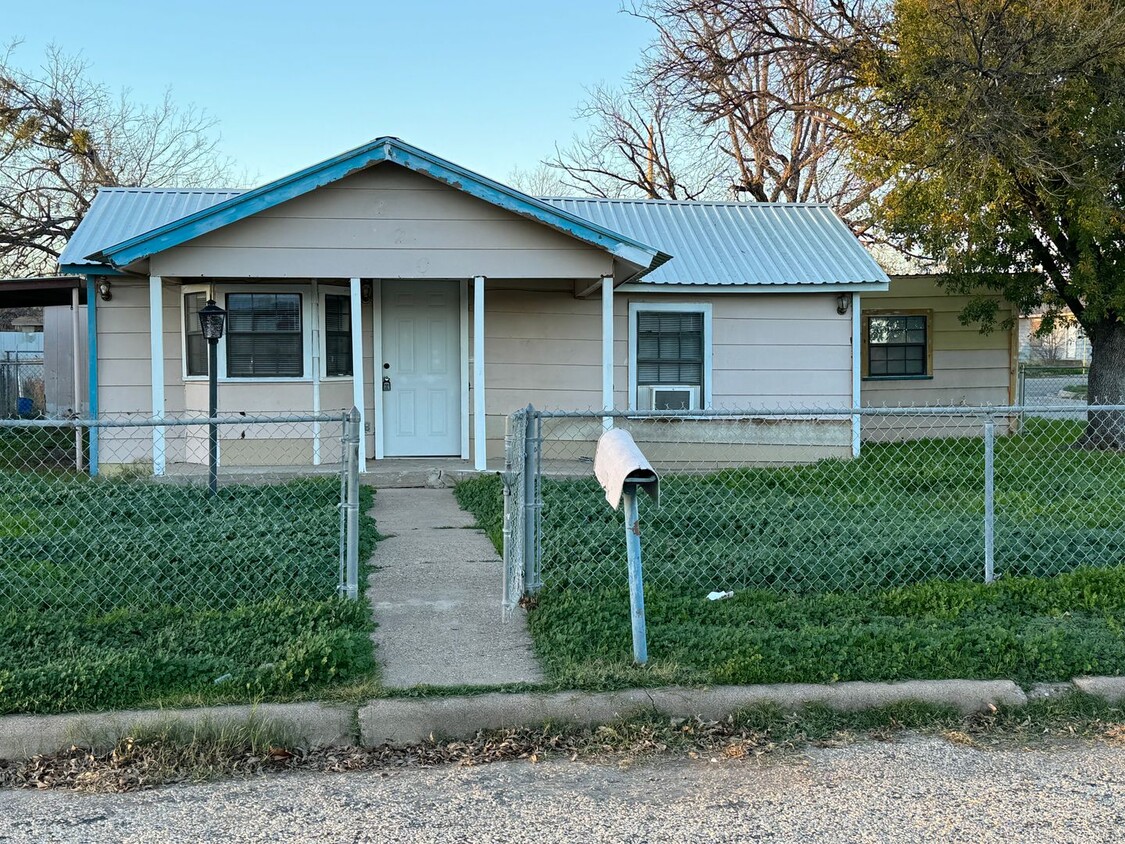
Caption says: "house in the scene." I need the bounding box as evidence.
[54,137,1017,472]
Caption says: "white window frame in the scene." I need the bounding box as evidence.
[628,301,713,411]
[318,284,354,381]
[180,282,315,383]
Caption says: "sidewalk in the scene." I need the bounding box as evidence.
[367,488,544,688]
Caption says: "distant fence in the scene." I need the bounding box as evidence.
[0,411,363,616]
[501,404,1125,611]
[0,353,44,419]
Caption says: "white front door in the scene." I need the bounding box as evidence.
[381,280,461,457]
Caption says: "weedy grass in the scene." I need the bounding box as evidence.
[455,420,1125,687]
[525,568,1125,687]
[0,476,379,714]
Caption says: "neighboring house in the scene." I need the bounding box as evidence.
[52,137,1016,472]
[1019,310,1090,365]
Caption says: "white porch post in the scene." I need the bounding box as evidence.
[311,280,321,465]
[350,278,366,465]
[149,275,165,475]
[473,275,486,471]
[851,291,862,458]
[71,285,83,471]
[601,275,614,430]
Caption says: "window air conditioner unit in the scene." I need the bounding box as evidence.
[644,385,700,411]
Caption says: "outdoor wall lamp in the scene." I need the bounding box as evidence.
[98,280,112,301]
[197,299,227,496]
[836,293,851,315]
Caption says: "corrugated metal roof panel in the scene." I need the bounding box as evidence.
[540,198,888,286]
[60,187,887,288]
[59,188,244,268]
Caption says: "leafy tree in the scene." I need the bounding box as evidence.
[857,0,1125,445]
[0,44,235,277]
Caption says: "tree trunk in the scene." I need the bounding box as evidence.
[1078,320,1125,449]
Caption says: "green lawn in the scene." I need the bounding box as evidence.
[455,419,1125,688]
[0,472,378,714]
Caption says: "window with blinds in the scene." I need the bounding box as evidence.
[183,293,208,376]
[324,294,353,377]
[636,311,704,387]
[225,293,303,378]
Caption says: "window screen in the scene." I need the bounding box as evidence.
[225,293,303,378]
[183,293,208,377]
[636,311,704,386]
[324,294,353,377]
[868,314,928,376]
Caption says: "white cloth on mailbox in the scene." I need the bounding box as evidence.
[594,427,659,510]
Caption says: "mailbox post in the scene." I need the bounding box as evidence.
[594,428,659,666]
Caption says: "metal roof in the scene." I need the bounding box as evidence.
[59,183,887,288]
[58,188,244,271]
[540,198,888,286]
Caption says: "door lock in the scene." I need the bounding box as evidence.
[382,376,392,392]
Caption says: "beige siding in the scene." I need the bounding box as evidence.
[149,166,615,280]
[478,287,852,460]
[860,275,1016,410]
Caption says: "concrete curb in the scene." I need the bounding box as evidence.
[357,680,1028,746]
[5,676,1124,761]
[0,702,356,761]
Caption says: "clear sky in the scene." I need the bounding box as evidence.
[6,0,654,185]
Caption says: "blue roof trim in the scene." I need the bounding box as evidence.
[94,137,668,273]
[60,264,125,277]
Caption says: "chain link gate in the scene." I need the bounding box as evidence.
[501,406,543,619]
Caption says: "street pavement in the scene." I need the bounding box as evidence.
[3,736,1124,843]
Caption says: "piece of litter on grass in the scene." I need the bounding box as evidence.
[213,673,233,685]
[706,590,734,601]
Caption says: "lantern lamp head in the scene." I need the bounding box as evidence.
[198,299,227,341]
[836,293,851,315]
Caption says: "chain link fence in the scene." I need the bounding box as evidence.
[502,404,1125,610]
[1017,363,1089,418]
[0,411,363,617]
[0,353,45,419]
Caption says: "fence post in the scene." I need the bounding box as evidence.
[342,406,361,600]
[983,415,996,584]
[522,403,541,594]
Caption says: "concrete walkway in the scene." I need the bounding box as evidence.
[368,488,543,688]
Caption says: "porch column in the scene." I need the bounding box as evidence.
[350,278,366,465]
[851,291,862,458]
[601,275,614,430]
[71,285,83,472]
[473,275,486,471]
[149,275,165,475]
[85,276,99,476]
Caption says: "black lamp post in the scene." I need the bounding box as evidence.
[198,299,226,496]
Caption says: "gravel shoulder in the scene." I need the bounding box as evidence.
[3,736,1124,843]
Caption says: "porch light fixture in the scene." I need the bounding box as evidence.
[98,280,112,301]
[198,299,227,341]
[836,293,851,315]
[197,299,226,496]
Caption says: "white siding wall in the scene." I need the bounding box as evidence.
[478,287,853,459]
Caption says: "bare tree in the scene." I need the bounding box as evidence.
[548,83,724,200]
[0,43,237,276]
[505,163,571,197]
[628,0,887,231]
